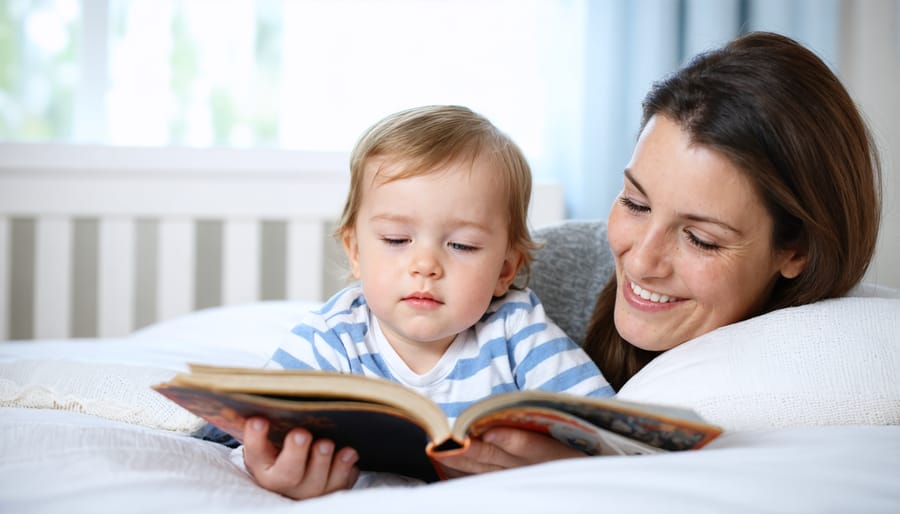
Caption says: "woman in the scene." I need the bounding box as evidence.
[433,31,882,476]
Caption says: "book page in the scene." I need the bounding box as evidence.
[455,390,721,451]
[461,406,662,456]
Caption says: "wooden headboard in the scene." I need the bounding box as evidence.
[0,144,566,341]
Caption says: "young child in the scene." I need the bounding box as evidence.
[240,105,613,499]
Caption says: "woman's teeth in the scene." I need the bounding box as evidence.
[630,282,676,303]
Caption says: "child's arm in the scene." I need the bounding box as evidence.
[242,417,360,499]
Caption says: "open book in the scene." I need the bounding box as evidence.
[153,364,723,483]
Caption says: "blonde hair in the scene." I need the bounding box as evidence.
[337,105,538,273]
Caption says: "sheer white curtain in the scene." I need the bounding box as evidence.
[543,0,840,220]
[0,0,849,223]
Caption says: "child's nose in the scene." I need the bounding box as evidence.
[409,247,443,279]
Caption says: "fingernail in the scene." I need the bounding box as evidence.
[292,432,308,445]
[251,419,265,431]
[317,441,334,455]
[341,450,358,463]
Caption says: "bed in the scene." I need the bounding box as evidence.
[1,145,899,513]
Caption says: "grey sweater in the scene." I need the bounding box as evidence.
[525,220,615,346]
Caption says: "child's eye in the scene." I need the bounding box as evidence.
[685,230,720,251]
[381,237,409,247]
[618,196,649,213]
[448,242,478,252]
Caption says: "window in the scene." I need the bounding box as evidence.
[2,0,549,156]
[1,0,80,142]
[1,0,842,219]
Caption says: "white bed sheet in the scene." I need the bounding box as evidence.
[1,300,899,513]
[2,407,898,514]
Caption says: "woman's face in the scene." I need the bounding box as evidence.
[608,114,806,352]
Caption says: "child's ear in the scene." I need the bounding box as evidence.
[493,249,524,297]
[341,227,362,279]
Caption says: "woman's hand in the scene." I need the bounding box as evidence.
[241,417,360,499]
[433,427,589,478]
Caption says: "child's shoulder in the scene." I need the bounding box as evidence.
[482,288,545,322]
[316,284,365,311]
[470,288,562,343]
[300,284,368,327]
[496,287,544,306]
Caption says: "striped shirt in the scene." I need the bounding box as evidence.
[268,285,614,425]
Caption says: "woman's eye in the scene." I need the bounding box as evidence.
[448,242,478,252]
[618,196,649,213]
[685,230,719,251]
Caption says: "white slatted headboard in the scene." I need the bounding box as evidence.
[0,144,566,341]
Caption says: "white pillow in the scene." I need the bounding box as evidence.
[616,296,900,431]
[130,300,318,362]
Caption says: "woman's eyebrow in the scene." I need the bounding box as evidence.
[624,169,741,235]
[682,213,742,235]
[623,169,646,196]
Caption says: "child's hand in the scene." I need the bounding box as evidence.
[242,417,360,499]
[433,427,587,478]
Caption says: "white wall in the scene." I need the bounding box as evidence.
[841,0,900,290]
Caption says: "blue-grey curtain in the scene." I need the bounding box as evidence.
[535,0,840,220]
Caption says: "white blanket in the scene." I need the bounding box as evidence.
[1,295,898,513]
[1,407,898,514]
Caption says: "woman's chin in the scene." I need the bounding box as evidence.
[614,310,683,353]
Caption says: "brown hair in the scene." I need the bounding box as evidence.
[584,32,883,390]
[338,105,538,274]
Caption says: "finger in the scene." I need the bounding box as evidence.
[289,439,335,498]
[241,417,280,478]
[346,465,361,489]
[483,428,587,463]
[323,447,360,493]
[433,438,513,476]
[433,428,588,477]
[431,455,480,479]
[262,428,314,489]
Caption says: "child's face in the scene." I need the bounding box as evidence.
[342,155,521,363]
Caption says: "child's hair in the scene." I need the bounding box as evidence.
[337,105,539,274]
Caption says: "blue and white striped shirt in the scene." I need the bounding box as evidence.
[268,285,614,425]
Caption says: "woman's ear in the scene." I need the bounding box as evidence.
[341,228,361,279]
[779,247,808,279]
[493,249,524,296]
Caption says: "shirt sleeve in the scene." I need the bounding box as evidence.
[504,289,614,398]
[265,312,352,372]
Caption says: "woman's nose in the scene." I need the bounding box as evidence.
[628,226,673,278]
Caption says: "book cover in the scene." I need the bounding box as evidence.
[153,365,723,483]
[156,384,443,482]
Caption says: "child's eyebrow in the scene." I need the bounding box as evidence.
[369,213,494,234]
